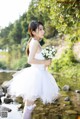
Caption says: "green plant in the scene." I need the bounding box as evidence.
[11,55,30,70]
[0,61,7,69]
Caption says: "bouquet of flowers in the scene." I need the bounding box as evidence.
[42,46,57,59]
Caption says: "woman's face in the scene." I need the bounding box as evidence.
[34,25,45,40]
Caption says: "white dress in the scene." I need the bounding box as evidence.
[8,38,59,104]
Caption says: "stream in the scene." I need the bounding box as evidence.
[0,69,80,119]
[0,69,23,119]
[0,103,22,119]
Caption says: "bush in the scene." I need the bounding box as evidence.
[51,43,77,72]
[11,55,30,70]
[49,47,80,90]
[0,61,7,69]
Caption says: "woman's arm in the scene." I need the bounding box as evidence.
[28,40,51,66]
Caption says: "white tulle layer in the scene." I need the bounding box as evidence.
[8,66,59,104]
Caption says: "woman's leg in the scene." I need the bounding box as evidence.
[23,100,36,119]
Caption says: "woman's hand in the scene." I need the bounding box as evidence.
[44,59,52,66]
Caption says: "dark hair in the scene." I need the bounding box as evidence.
[26,20,43,56]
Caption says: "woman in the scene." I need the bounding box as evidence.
[8,20,59,119]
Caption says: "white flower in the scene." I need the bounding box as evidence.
[42,46,57,59]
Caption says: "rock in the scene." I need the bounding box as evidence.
[63,104,66,107]
[49,108,55,113]
[0,86,5,98]
[1,80,12,93]
[0,86,3,92]
[62,85,70,91]
[0,106,12,112]
[48,113,59,119]
[0,92,5,98]
[4,98,13,104]
[1,81,11,87]
[1,94,13,104]
[1,96,5,103]
[62,114,77,119]
[65,110,78,115]
[64,101,71,105]
[1,81,10,88]
[75,90,80,93]
[64,97,70,101]
[1,87,7,94]
[0,98,2,104]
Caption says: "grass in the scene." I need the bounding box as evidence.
[0,51,9,63]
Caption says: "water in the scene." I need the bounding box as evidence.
[0,70,23,119]
[0,103,23,119]
[0,69,16,84]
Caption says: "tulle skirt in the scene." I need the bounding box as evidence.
[8,66,59,104]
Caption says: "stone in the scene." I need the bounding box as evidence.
[1,81,11,88]
[0,106,12,112]
[64,101,71,105]
[64,97,70,101]
[65,110,77,115]
[49,108,55,113]
[1,81,12,93]
[0,86,5,97]
[0,92,5,98]
[33,114,40,119]
[48,114,60,119]
[0,98,2,104]
[1,87,7,94]
[62,85,70,91]
[62,114,77,119]
[75,90,80,93]
[0,86,3,92]
[4,98,13,104]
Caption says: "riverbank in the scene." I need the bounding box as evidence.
[0,70,80,119]
[15,90,80,119]
[31,90,80,119]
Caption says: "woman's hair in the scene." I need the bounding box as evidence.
[26,20,43,56]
